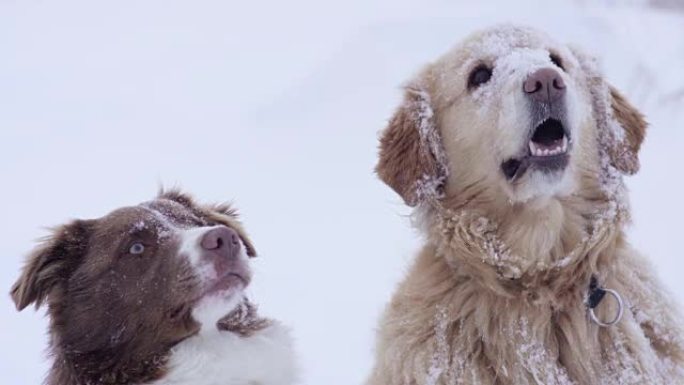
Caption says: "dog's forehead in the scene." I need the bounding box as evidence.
[95,199,202,233]
[423,25,579,106]
[140,198,201,225]
[464,25,555,57]
[434,25,566,73]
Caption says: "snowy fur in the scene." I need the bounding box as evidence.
[428,26,590,205]
[370,25,684,385]
[151,294,298,385]
[10,192,298,385]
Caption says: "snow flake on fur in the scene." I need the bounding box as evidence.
[410,86,450,205]
[512,317,575,385]
[426,306,450,385]
[572,46,635,218]
[434,210,526,279]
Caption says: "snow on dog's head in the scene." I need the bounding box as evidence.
[377,25,646,206]
[9,189,261,383]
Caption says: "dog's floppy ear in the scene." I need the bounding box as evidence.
[606,85,647,174]
[571,46,647,175]
[376,85,448,206]
[10,220,92,311]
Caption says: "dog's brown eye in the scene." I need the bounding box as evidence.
[550,54,564,70]
[468,65,492,89]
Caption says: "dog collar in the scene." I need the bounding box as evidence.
[587,275,624,327]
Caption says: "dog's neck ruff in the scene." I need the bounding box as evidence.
[417,168,630,300]
[427,201,624,274]
[419,198,630,330]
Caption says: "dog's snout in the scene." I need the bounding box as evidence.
[201,226,241,259]
[523,68,565,103]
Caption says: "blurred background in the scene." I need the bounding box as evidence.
[1,0,682,384]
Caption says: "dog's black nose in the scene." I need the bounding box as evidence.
[523,68,565,103]
[201,226,241,259]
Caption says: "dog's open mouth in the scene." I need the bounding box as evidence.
[529,119,568,157]
[501,118,571,181]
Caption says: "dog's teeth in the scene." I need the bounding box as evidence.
[529,141,570,157]
[529,139,569,157]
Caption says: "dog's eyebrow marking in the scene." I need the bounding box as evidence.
[140,204,177,227]
[138,204,183,240]
[138,203,216,243]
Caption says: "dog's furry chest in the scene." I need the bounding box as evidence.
[368,245,684,385]
[148,322,297,385]
[378,291,682,385]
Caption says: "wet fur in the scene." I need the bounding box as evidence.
[369,26,684,385]
[10,190,296,385]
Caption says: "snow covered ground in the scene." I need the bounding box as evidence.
[1,1,682,384]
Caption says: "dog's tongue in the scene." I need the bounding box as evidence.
[217,298,271,336]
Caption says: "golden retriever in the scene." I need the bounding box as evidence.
[368,25,684,385]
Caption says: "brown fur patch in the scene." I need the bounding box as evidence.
[376,87,446,206]
[10,220,92,311]
[218,298,272,337]
[10,191,260,385]
[609,85,647,174]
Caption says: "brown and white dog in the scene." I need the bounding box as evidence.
[368,25,684,384]
[10,190,297,385]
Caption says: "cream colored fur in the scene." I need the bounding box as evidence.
[369,25,684,385]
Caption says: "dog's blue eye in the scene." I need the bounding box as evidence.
[129,242,145,255]
[468,65,492,89]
